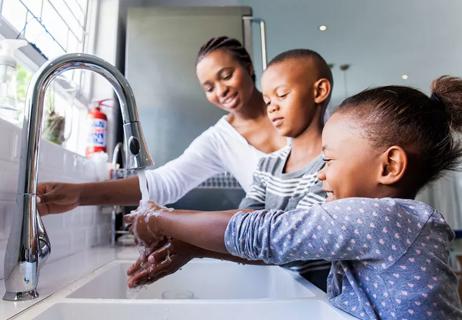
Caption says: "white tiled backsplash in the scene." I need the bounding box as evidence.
[0,118,111,280]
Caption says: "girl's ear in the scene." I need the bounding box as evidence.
[378,146,407,185]
[314,78,331,105]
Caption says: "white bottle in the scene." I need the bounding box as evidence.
[0,39,27,124]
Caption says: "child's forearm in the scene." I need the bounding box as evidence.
[156,210,239,253]
[198,247,267,265]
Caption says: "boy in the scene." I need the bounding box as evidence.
[239,49,333,290]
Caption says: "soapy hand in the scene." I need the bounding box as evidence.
[127,239,198,288]
[124,200,171,249]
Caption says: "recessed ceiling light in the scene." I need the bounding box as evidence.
[319,25,328,31]
[401,74,409,80]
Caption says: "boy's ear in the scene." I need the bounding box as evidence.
[377,146,407,185]
[313,78,331,105]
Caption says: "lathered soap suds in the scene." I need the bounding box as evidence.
[128,200,172,252]
[127,199,174,288]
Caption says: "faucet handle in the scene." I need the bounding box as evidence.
[122,121,154,170]
[37,215,51,265]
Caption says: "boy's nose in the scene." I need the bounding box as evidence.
[267,102,279,114]
[317,169,326,181]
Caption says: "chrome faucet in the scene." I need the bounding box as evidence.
[3,53,153,301]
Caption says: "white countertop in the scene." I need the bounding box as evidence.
[0,246,138,320]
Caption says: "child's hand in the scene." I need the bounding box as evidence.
[127,213,163,247]
[127,239,198,288]
[124,201,168,248]
[125,236,169,277]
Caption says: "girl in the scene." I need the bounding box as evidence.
[127,76,462,319]
[37,36,286,214]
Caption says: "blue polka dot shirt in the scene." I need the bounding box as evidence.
[225,198,462,319]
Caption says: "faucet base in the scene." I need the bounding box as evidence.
[3,289,39,301]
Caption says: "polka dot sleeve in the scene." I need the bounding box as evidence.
[224,198,432,269]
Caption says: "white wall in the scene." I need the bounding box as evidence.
[417,172,462,229]
[0,118,111,279]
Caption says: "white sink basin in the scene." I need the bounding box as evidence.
[31,300,354,320]
[12,258,355,320]
[67,259,321,300]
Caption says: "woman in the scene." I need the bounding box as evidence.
[38,36,286,214]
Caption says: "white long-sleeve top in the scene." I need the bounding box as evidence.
[142,116,268,205]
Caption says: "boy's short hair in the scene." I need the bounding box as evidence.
[267,49,333,110]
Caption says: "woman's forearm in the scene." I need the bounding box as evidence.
[156,210,239,253]
[80,176,141,206]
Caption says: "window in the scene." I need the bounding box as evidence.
[1,0,89,58]
[0,0,96,155]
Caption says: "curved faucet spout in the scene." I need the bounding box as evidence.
[3,53,153,301]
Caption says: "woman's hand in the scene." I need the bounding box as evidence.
[127,239,200,288]
[37,182,81,215]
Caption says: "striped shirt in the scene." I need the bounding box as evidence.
[239,145,330,275]
[239,146,326,210]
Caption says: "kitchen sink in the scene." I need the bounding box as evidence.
[11,257,356,320]
[67,259,321,300]
[31,299,354,320]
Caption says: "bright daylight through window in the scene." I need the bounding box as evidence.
[0,0,93,155]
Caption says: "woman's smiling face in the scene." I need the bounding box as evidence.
[318,111,385,201]
[196,49,255,113]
